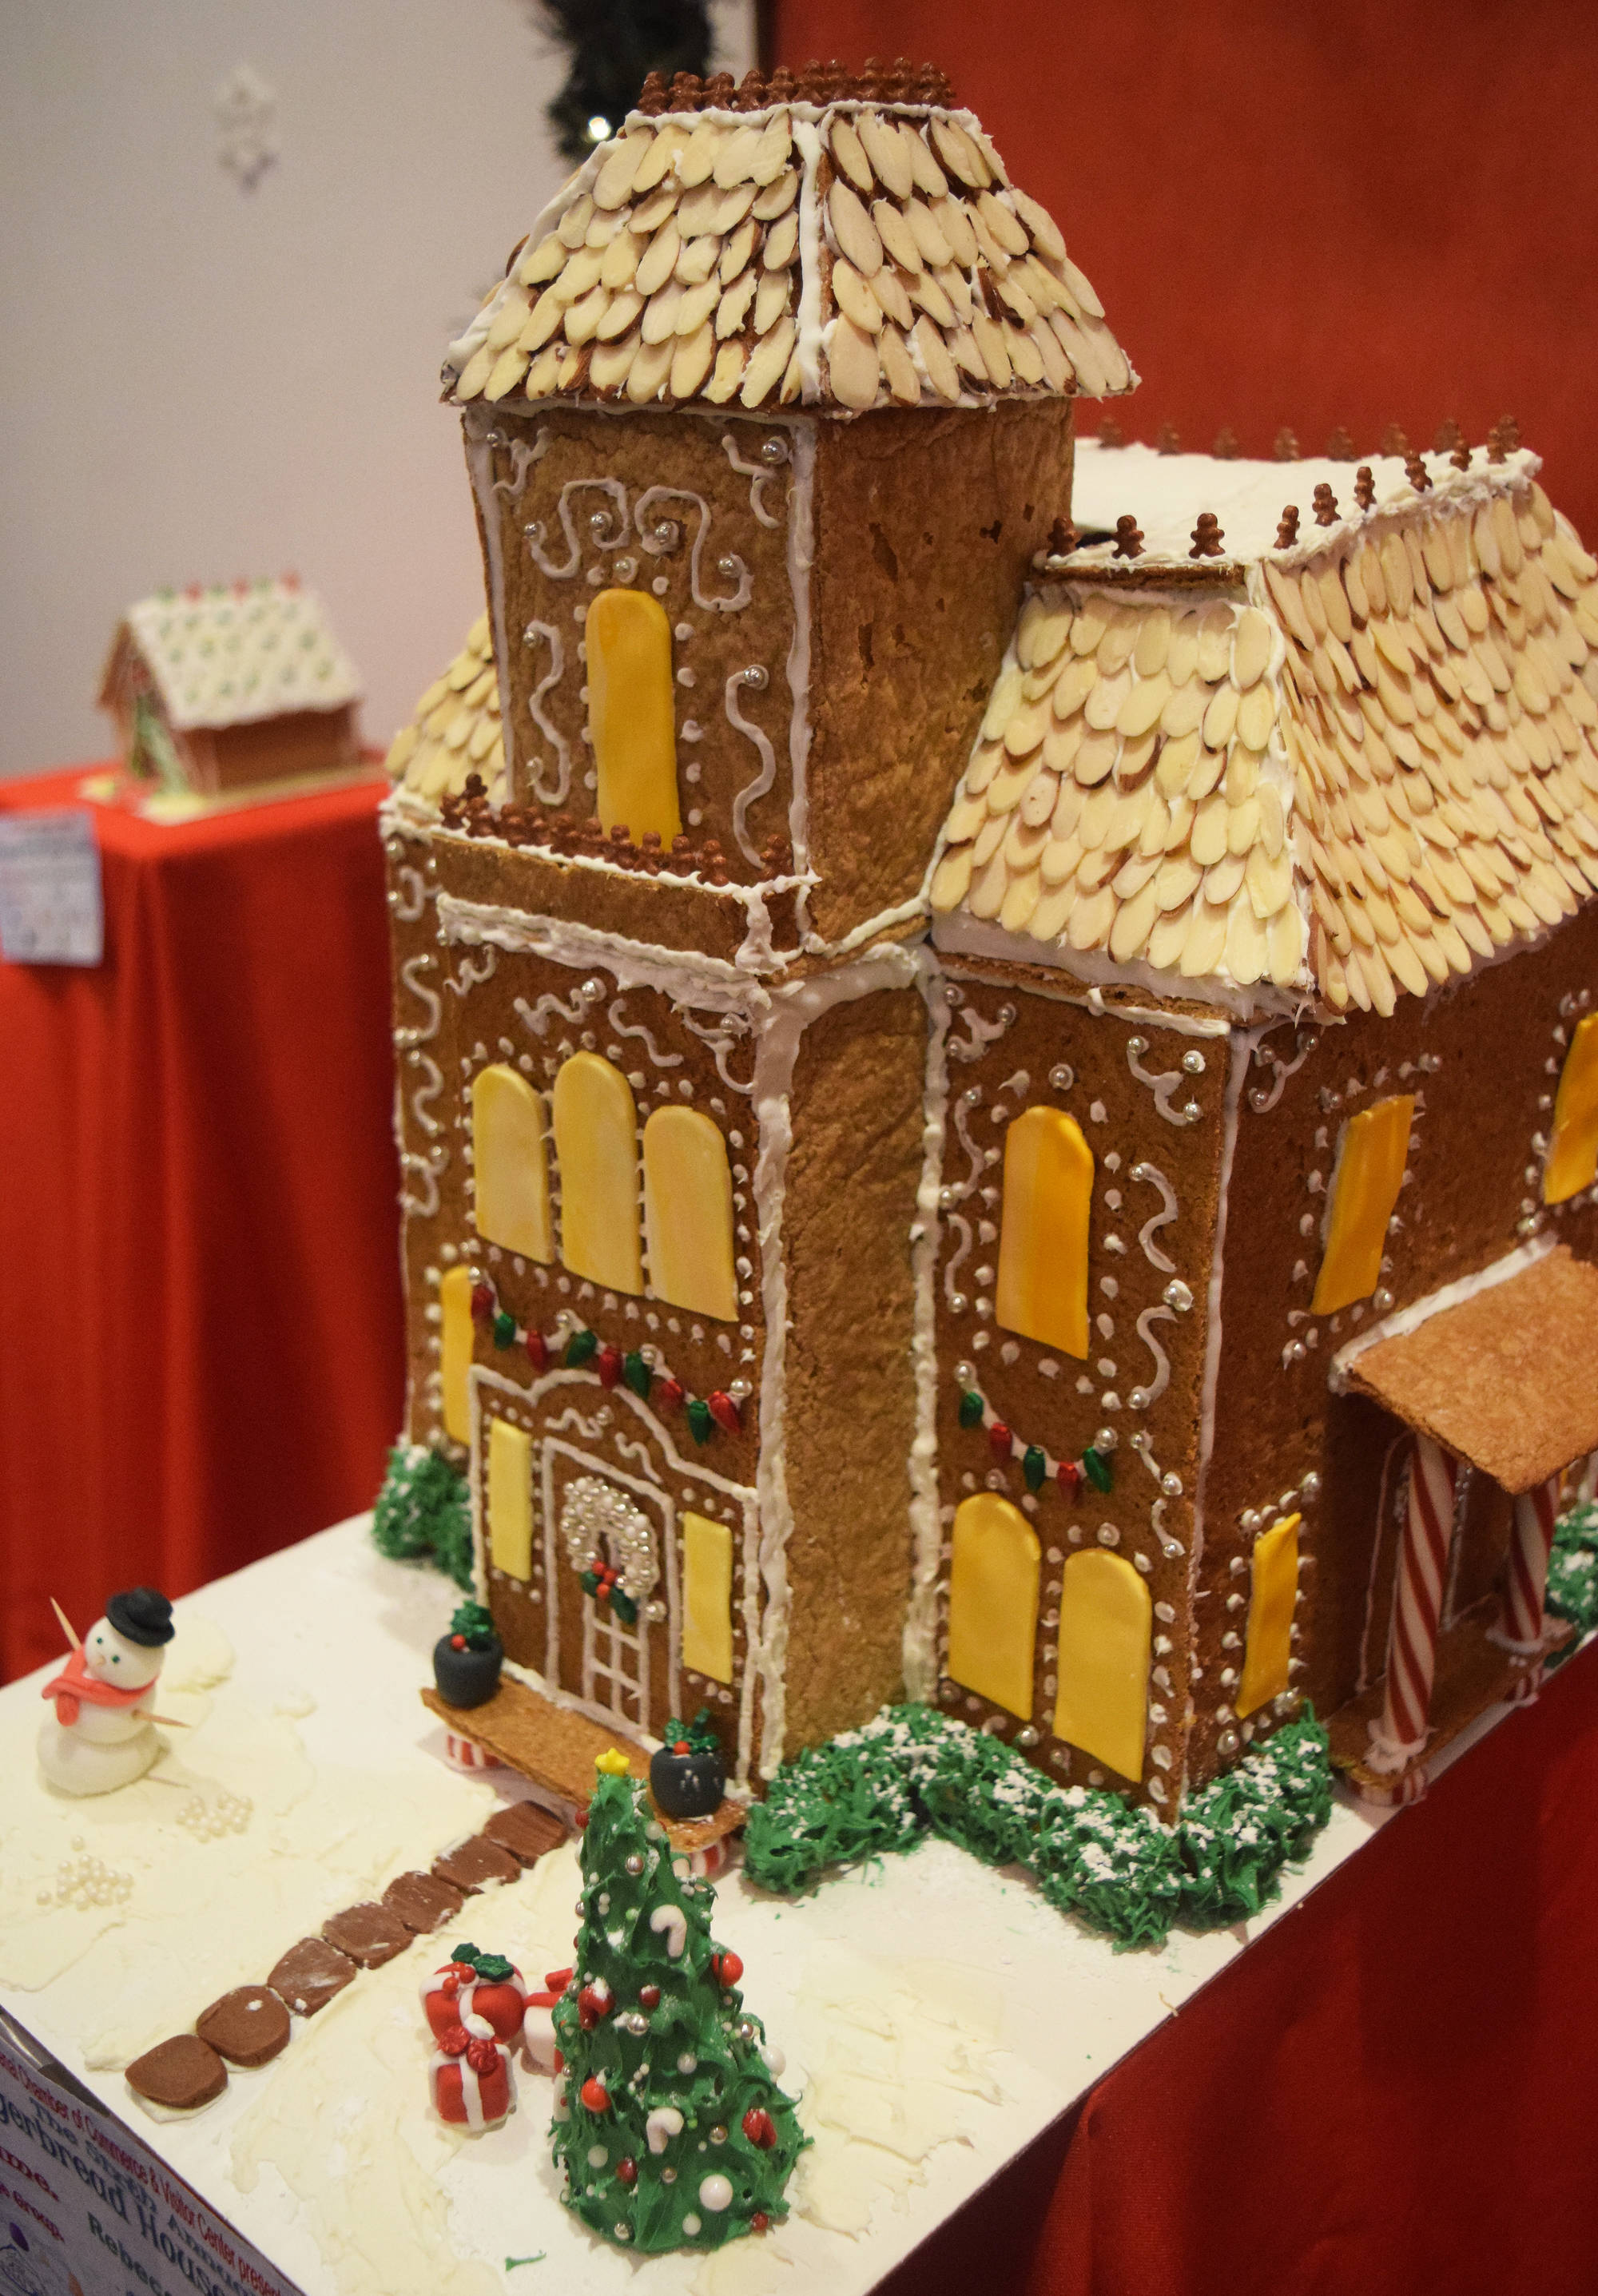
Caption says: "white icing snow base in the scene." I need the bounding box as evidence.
[0,1518,1544,2294]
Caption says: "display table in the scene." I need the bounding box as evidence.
[0,765,404,1685]
[0,1518,1592,2296]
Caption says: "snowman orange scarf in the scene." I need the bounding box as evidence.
[41,1646,151,1726]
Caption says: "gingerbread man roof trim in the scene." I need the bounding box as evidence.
[442,93,1133,418]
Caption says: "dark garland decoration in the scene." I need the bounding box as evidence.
[536,0,713,165]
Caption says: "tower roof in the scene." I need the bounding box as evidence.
[443,80,1132,419]
[931,442,1598,1019]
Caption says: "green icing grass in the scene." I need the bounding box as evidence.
[1545,1498,1598,1665]
[744,1703,1333,1951]
[371,1443,473,1590]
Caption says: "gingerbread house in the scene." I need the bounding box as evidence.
[924,436,1598,1808]
[383,63,1598,1820]
[382,62,1131,1793]
[98,578,362,795]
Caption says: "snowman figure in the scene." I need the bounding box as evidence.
[38,1587,174,1796]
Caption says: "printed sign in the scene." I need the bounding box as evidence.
[0,813,103,967]
[0,2013,303,2296]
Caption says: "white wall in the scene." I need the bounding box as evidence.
[0,0,753,777]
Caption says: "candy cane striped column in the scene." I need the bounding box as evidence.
[1497,1472,1561,1652]
[1368,1433,1459,1774]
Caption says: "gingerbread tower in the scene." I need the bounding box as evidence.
[383,63,1133,1789]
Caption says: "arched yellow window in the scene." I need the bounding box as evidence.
[1052,1551,1151,1780]
[1544,1013,1598,1205]
[995,1106,1093,1359]
[471,1063,554,1261]
[643,1107,737,1321]
[682,1511,734,1683]
[551,1052,643,1294]
[1236,1511,1299,1719]
[586,587,682,844]
[946,1494,1039,1719]
[1311,1094,1415,1314]
[439,1264,475,1444]
[487,1418,534,1579]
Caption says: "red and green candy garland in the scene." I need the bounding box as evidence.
[551,1752,805,2253]
[956,1382,1115,1497]
[470,1279,742,1450]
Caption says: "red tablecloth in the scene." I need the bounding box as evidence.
[878,1639,1598,2296]
[0,765,404,1682]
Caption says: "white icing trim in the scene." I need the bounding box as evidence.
[807,895,928,962]
[463,415,519,787]
[438,892,761,1003]
[718,431,786,528]
[636,487,751,611]
[791,119,826,400]
[1327,1234,1556,1392]
[936,952,1234,1040]
[521,622,572,808]
[932,909,1307,1025]
[1185,1026,1250,1797]
[395,954,441,1049]
[783,420,817,937]
[435,858,813,981]
[903,953,952,1699]
[726,666,779,868]
[526,477,630,578]
[1130,1160,1178,1273]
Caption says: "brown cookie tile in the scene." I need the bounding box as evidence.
[196,1985,291,2068]
[383,1869,467,1933]
[482,1801,568,1866]
[126,2035,228,2111]
[322,1901,414,1970]
[431,1835,521,1895]
[267,1937,358,2017]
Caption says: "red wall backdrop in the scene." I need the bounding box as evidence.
[771,0,1598,542]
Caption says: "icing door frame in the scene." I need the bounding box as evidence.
[541,1438,680,1735]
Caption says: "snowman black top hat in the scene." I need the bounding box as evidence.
[104,1587,175,1647]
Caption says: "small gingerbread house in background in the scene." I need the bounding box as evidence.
[924,435,1598,1809]
[99,578,362,796]
[382,59,1132,1799]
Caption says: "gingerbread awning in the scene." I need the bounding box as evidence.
[1341,1245,1598,1494]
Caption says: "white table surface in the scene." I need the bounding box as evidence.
[0,1516,1547,2296]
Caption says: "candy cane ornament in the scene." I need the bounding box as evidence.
[1497,1472,1560,1651]
[1368,1432,1458,1774]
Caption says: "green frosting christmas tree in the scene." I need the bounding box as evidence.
[551,1751,805,2253]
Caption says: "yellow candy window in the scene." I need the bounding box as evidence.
[471,1064,554,1261]
[487,1418,534,1579]
[439,1264,475,1444]
[1544,1012,1598,1205]
[1052,1551,1151,1781]
[1310,1094,1415,1316]
[1236,1511,1299,1720]
[681,1511,734,1683]
[946,1494,1039,1719]
[643,1107,738,1321]
[586,587,682,845]
[995,1107,1093,1359]
[551,1051,643,1295]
